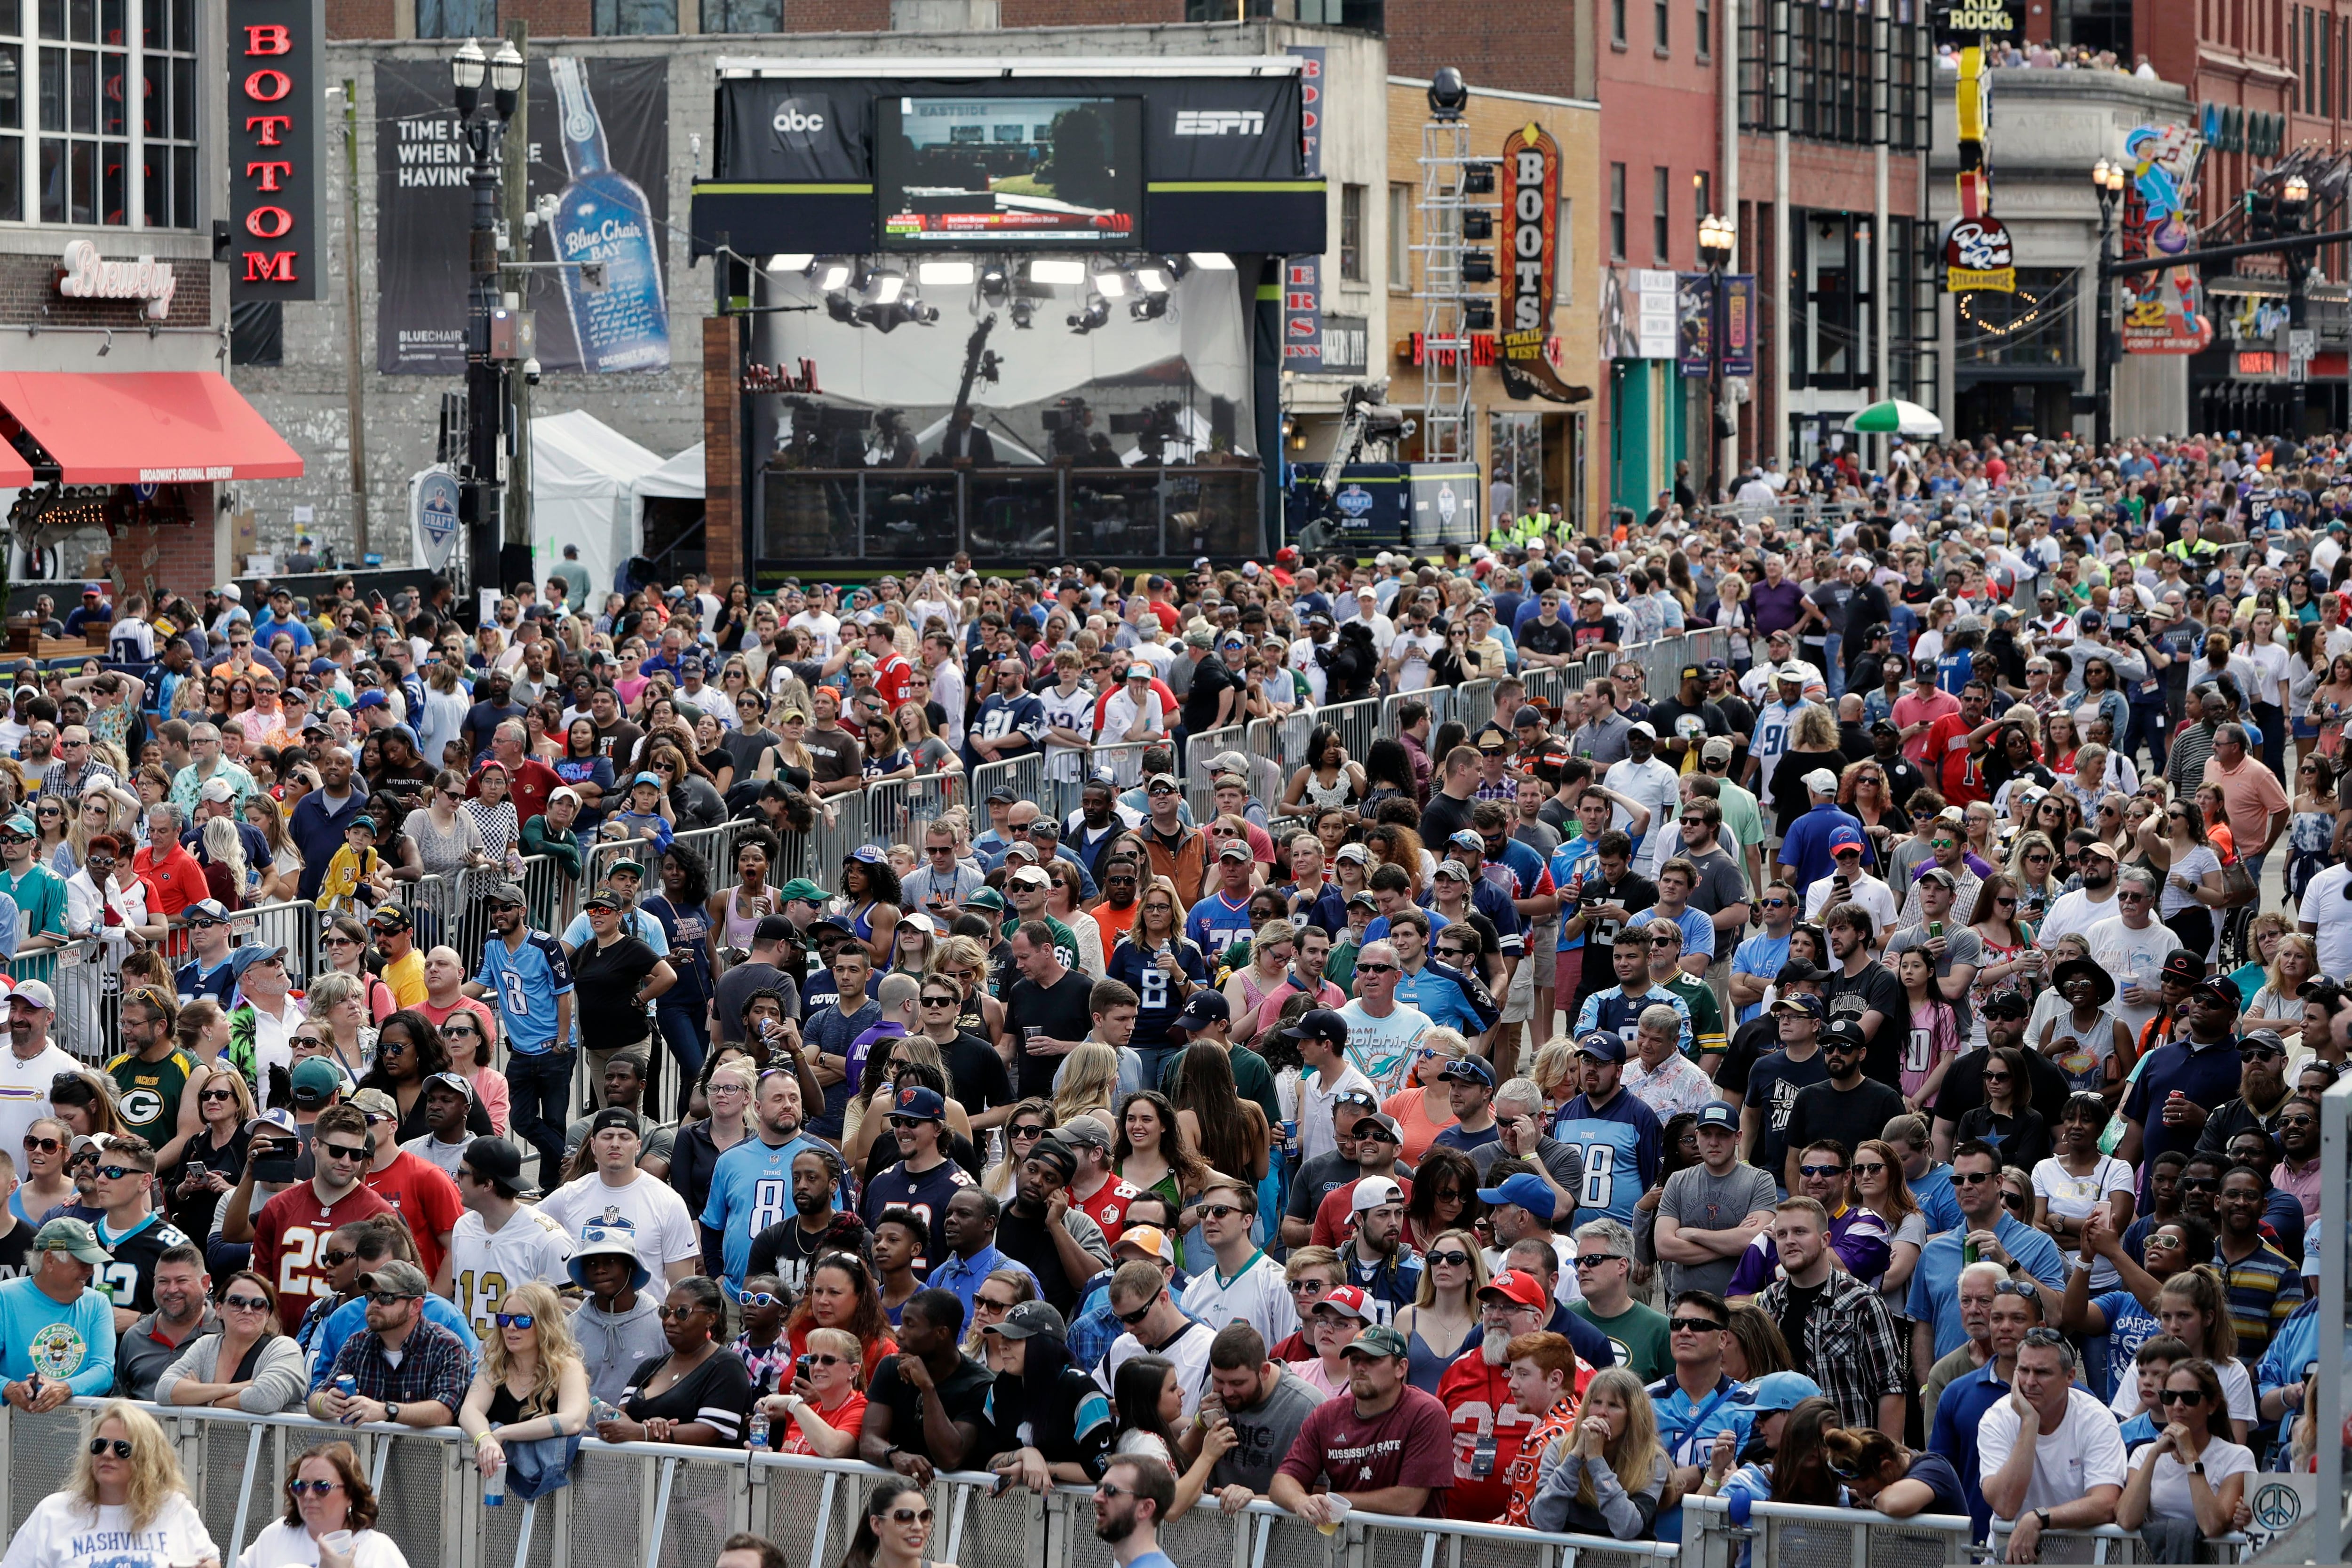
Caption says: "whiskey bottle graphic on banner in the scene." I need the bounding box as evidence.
[549,56,671,372]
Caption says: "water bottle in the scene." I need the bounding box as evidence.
[590,1396,617,1429]
[483,1461,506,1507]
[746,1407,770,1451]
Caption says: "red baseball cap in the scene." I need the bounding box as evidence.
[1478,1269,1548,1310]
[1312,1284,1372,1320]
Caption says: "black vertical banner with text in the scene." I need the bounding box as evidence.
[374,56,669,375]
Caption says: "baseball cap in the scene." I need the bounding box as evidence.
[1680,664,1704,682]
[367,903,411,929]
[1574,1031,1627,1063]
[1279,1008,1350,1049]
[1695,1101,1739,1132]
[183,899,230,925]
[1821,1018,1868,1051]
[1437,1056,1495,1086]
[2191,975,2241,1006]
[1433,858,1471,883]
[1771,994,1825,1021]
[460,1136,524,1187]
[1478,1269,1549,1310]
[1350,1175,1403,1212]
[1351,1114,1404,1144]
[2160,951,2204,986]
[349,1087,398,1121]
[350,691,388,712]
[484,881,528,908]
[1627,721,1658,741]
[1802,767,1840,796]
[1170,991,1231,1033]
[984,1301,1067,1341]
[775,879,827,905]
[424,1070,474,1101]
[1116,1225,1175,1263]
[290,1058,343,1106]
[2079,839,2121,862]
[1475,1171,1557,1221]
[8,979,53,1013]
[1748,1371,1826,1414]
[890,1085,947,1123]
[1343,1324,1410,1360]
[1315,1285,1372,1321]
[32,1217,109,1264]
[199,776,237,804]
[1827,826,1866,854]
[985,785,1020,805]
[1054,1118,1112,1151]
[357,1262,430,1300]
[1513,704,1546,728]
[228,945,288,980]
[1216,841,1251,863]
[588,1107,642,1138]
[1915,866,1957,890]
[1980,989,2032,1019]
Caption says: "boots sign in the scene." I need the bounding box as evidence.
[228,0,326,301]
[1498,122,1581,403]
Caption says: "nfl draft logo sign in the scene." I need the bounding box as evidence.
[412,468,461,572]
[1498,123,1578,402]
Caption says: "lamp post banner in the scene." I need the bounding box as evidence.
[374,55,669,375]
[1720,274,1756,377]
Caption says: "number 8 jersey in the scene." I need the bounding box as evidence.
[1549,1084,1664,1227]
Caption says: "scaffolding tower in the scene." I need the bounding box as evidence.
[1416,116,1480,462]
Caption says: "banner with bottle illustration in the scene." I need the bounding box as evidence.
[374,56,670,376]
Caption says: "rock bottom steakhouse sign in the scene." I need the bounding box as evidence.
[1944,216,2017,294]
[228,0,326,301]
[1498,122,1581,403]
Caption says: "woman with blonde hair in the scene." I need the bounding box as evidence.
[2241,932,2317,1036]
[843,1035,974,1166]
[761,1325,866,1457]
[62,781,137,877]
[1851,1138,1925,1306]
[980,1100,1052,1201]
[1390,1225,1485,1393]
[163,1063,253,1238]
[458,1280,592,1480]
[1051,1043,1121,1136]
[3,1400,219,1568]
[1770,705,1846,837]
[11,1114,75,1225]
[239,1439,405,1568]
[932,933,1005,1042]
[1527,1366,1668,1539]
[242,796,302,902]
[1223,923,1297,1042]
[1379,1028,1465,1162]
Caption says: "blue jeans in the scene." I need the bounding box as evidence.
[1824,634,1844,700]
[2127,703,2169,775]
[506,1047,577,1186]
[1136,1044,1179,1095]
[655,1002,709,1117]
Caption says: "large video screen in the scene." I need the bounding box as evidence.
[877,95,1144,248]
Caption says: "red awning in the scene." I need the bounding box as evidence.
[0,371,302,485]
[0,439,28,488]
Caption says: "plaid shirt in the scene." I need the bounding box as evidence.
[326,1315,471,1416]
[1754,1269,1907,1432]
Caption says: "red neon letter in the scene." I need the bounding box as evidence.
[242,252,298,283]
[243,69,292,102]
[243,24,291,54]
[245,161,294,191]
[245,207,294,239]
[246,115,293,145]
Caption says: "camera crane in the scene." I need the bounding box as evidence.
[1317,382,1416,498]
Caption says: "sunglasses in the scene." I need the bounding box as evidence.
[2178,1176,2221,1192]
[319,1144,369,1163]
[88,1439,133,1459]
[22,1136,56,1154]
[1796,1164,1847,1178]
[1355,961,1398,974]
[222,1294,270,1312]
[94,1164,145,1181]
[289,1480,342,1497]
[1114,1300,1158,1325]
[1009,1125,1045,1140]
[1287,1278,1329,1295]
[366,1291,418,1307]
[1669,1316,1725,1334]
[320,1249,356,1267]
[493,1313,537,1329]
[656,1304,707,1320]
[2158,1388,2207,1406]
[1574,1253,1626,1269]
[1953,1170,1999,1186]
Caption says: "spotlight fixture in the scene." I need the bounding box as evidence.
[868,272,906,305]
[1463,301,1494,331]
[1010,298,1036,329]
[768,254,814,273]
[1462,211,1494,240]
[1133,266,1171,295]
[1029,257,1088,285]
[1427,66,1469,120]
[1185,252,1235,271]
[816,261,852,290]
[1093,270,1127,299]
[1129,293,1169,321]
[1461,250,1495,283]
[1067,293,1110,333]
[825,291,856,324]
[917,260,974,287]
[1462,159,1497,196]
[1159,254,1192,282]
[979,261,1011,305]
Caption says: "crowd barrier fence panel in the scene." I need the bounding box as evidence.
[969,753,1047,833]
[1983,1519,2251,1564]
[1679,1494,1972,1568]
[1454,679,1498,738]
[1183,725,1248,820]
[1244,714,1315,812]
[1318,698,1383,779]
[0,1402,1695,1568]
[1088,739,1160,793]
[863,773,962,856]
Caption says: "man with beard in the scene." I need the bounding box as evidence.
[1865,719,1931,816]
[1431,1268,1549,1520]
[745,1145,862,1298]
[1823,902,1905,1088]
[1931,989,2071,1153]
[858,1085,975,1269]
[1269,1322,1454,1521]
[993,1134,1115,1316]
[802,686,865,799]
[1092,1453,1178,1568]
[2214,1161,2303,1360]
[2267,1094,2321,1226]
[2114,976,2249,1187]
[1604,723,1683,880]
[1648,666,1730,772]
[585,686,642,781]
[2037,838,2122,950]
[460,669,525,765]
[1064,781,1136,887]
[700,1071,835,1290]
[1201,1324,1326,1508]
[1756,1196,1906,1435]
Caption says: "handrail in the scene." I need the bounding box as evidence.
[1983,1517,2254,1564]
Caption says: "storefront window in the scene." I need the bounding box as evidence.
[702,0,779,30]
[593,0,673,32]
[1488,411,1543,518]
[1956,267,2075,368]
[0,0,192,226]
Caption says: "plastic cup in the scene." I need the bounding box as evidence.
[319,1530,355,1562]
[1317,1498,1351,1536]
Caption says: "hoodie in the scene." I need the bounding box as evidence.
[570,1292,667,1406]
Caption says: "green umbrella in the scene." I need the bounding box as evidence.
[1843,399,1945,438]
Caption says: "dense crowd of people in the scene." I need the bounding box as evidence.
[0,426,2343,1568]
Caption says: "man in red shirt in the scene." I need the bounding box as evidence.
[245,1106,392,1332]
[475,721,564,828]
[416,945,498,1039]
[861,621,913,708]
[1921,680,2001,808]
[351,1088,462,1284]
[1270,1322,1457,1520]
[1891,660,1959,765]
[1056,1118,1140,1247]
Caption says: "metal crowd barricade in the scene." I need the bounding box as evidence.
[1685,626,1727,667]
[1454,677,1498,737]
[1087,737,1160,792]
[1983,1520,2254,1564]
[862,772,962,854]
[1318,695,1382,772]
[805,787,873,886]
[1681,1494,1971,1568]
[1242,713,1312,811]
[0,1400,1690,1568]
[1182,724,1248,819]
[968,751,1046,825]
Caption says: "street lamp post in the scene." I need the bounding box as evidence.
[453,38,524,613]
[2090,155,2126,451]
[1698,212,1737,496]
[2283,173,2312,440]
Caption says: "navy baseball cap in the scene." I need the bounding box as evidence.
[1573,1031,1626,1063]
[1695,1100,1739,1132]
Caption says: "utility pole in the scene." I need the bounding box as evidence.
[343,80,369,561]
[501,22,533,570]
[452,38,522,615]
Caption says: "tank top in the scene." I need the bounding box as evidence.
[850,899,877,943]
[2043,1007,2117,1093]
[485,1379,556,1428]
[721,886,777,951]
[1299,770,1355,812]
[1404,1320,1452,1394]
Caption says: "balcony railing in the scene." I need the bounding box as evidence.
[757,463,1264,563]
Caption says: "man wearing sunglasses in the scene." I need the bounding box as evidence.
[1908,1140,2067,1376]
[313,1258,467,1431]
[1179,1179,1294,1346]
[83,1131,186,1333]
[245,1105,392,1334]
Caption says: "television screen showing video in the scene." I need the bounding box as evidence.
[877,95,1144,247]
